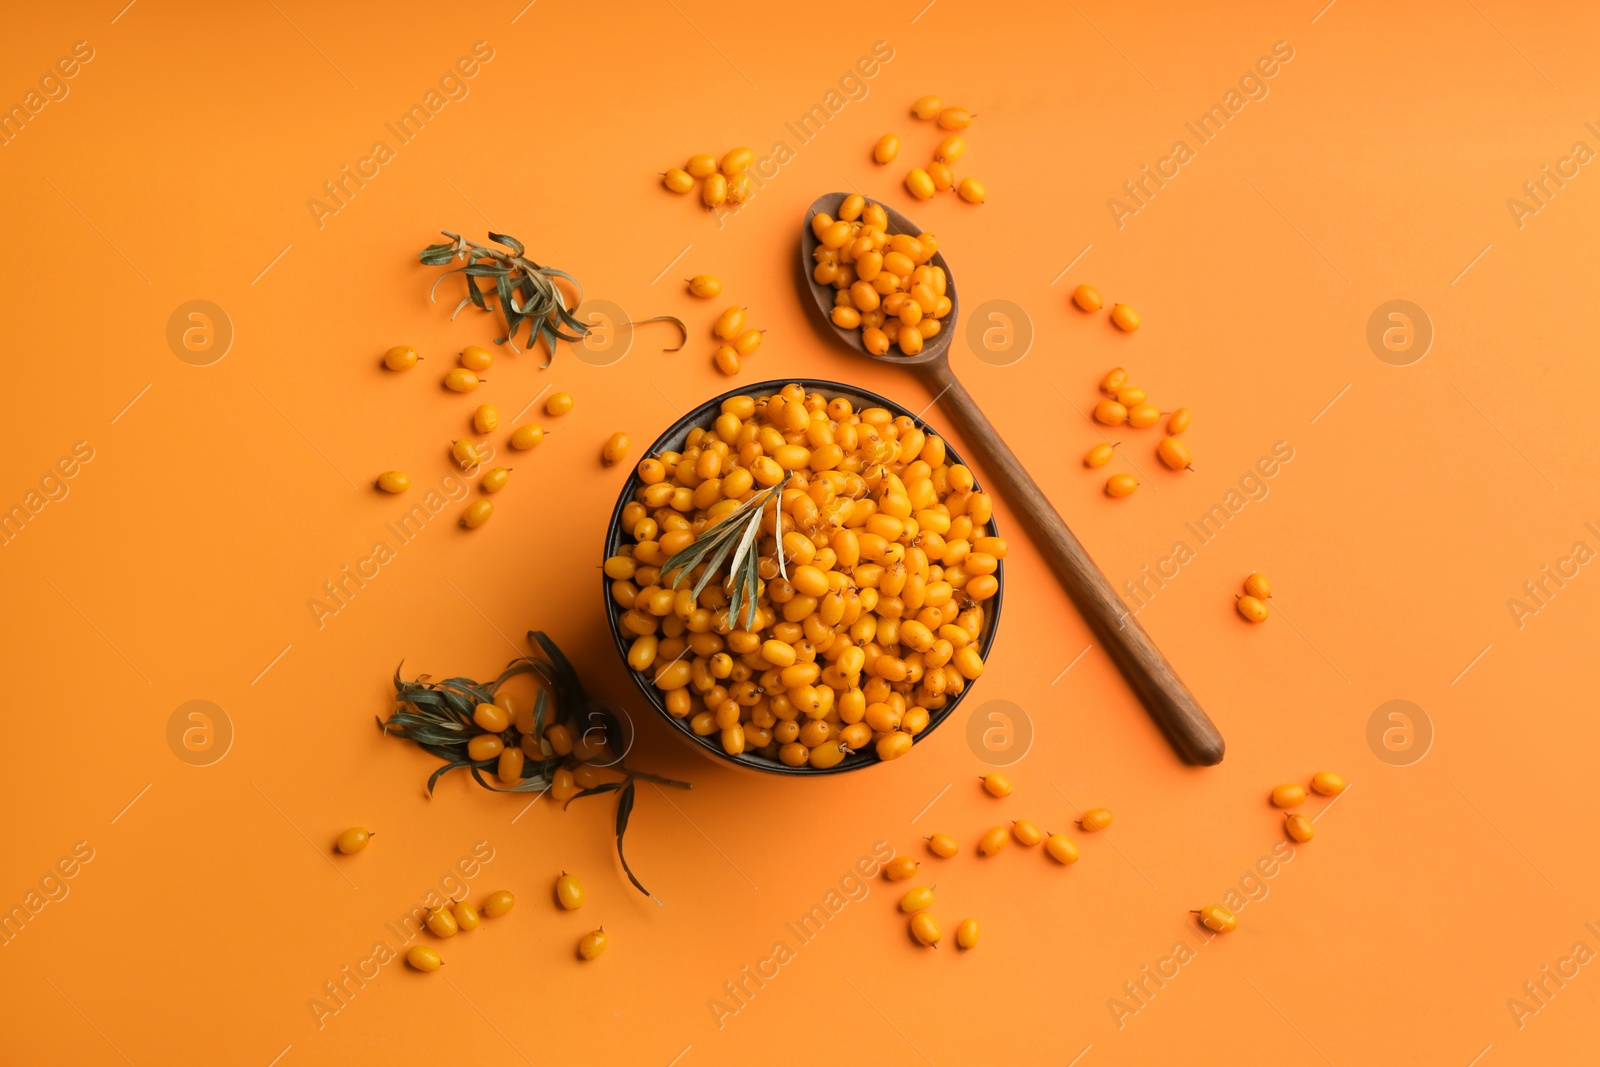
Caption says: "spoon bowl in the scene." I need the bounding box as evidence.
[800,192,959,367]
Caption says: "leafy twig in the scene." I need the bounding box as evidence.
[380,630,688,897]
[419,231,591,367]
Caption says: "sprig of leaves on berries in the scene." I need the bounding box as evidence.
[380,630,688,899]
[659,473,790,632]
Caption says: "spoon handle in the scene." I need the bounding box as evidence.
[918,360,1225,765]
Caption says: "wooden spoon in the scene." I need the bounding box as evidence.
[801,192,1224,765]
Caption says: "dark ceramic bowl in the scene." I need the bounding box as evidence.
[602,378,1003,775]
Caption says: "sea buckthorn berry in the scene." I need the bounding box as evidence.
[1196,905,1237,933]
[1271,783,1307,808]
[452,439,480,470]
[937,106,972,130]
[663,167,695,193]
[555,872,584,910]
[546,392,574,416]
[733,328,763,355]
[1244,573,1272,600]
[688,274,721,298]
[721,146,754,175]
[1116,387,1146,407]
[1101,367,1128,394]
[874,133,900,164]
[467,734,503,761]
[473,404,499,434]
[578,928,608,960]
[474,702,510,732]
[809,740,849,768]
[956,177,986,204]
[979,825,1009,855]
[981,773,1012,797]
[876,732,913,760]
[460,345,494,372]
[702,173,728,209]
[1110,303,1141,331]
[910,912,941,947]
[956,918,980,949]
[461,499,494,528]
[1157,437,1192,471]
[603,432,630,465]
[928,161,954,192]
[686,154,718,178]
[900,886,935,913]
[1093,399,1128,425]
[452,900,480,931]
[1311,771,1346,796]
[545,723,573,756]
[714,346,741,375]
[335,827,371,854]
[905,168,936,200]
[838,193,866,221]
[885,855,919,881]
[912,94,943,119]
[444,368,481,392]
[1127,403,1161,428]
[1168,407,1192,434]
[713,306,746,340]
[1012,819,1043,846]
[1073,285,1104,312]
[927,833,958,858]
[481,466,510,493]
[1085,443,1116,468]
[832,306,862,330]
[510,424,544,450]
[935,134,965,163]
[1045,833,1080,864]
[425,906,459,938]
[1080,808,1113,831]
[497,747,524,784]
[376,470,411,493]
[1285,813,1315,843]
[482,890,515,918]
[1237,595,1269,623]
[1105,474,1139,497]
[406,945,442,971]
[384,345,420,370]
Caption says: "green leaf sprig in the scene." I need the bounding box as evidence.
[419,231,590,366]
[380,630,689,899]
[658,474,790,632]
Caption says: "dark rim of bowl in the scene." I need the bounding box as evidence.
[602,377,1004,776]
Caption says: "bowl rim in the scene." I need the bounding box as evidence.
[602,377,1004,776]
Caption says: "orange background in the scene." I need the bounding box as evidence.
[3,1,1598,1064]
